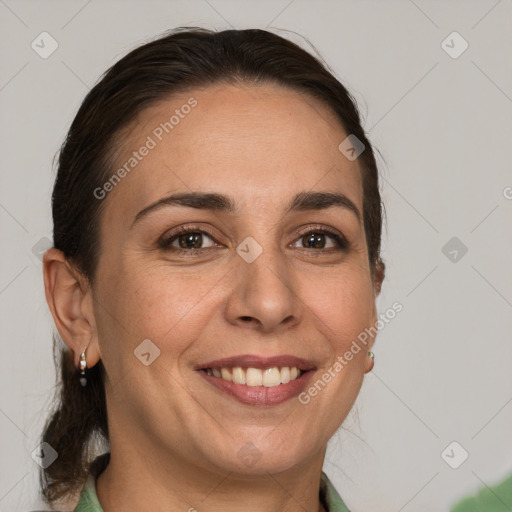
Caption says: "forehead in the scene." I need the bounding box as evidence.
[103,83,363,225]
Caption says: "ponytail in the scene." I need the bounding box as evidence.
[40,337,108,504]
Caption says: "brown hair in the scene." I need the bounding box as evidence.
[41,26,385,505]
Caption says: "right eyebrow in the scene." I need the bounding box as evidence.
[131,192,236,228]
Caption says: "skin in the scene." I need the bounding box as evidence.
[43,83,383,512]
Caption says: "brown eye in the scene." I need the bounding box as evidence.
[176,232,207,249]
[159,229,217,252]
[302,232,329,249]
[292,228,348,251]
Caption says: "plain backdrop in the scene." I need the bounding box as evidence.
[1,1,511,511]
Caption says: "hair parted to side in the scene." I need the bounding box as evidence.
[41,26,385,505]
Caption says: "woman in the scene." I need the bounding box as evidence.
[41,27,385,512]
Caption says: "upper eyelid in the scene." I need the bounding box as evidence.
[295,224,343,237]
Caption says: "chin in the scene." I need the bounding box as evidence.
[208,435,317,477]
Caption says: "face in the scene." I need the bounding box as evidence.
[89,83,379,477]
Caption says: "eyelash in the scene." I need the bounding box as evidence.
[158,224,349,256]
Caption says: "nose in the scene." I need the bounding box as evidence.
[225,246,301,333]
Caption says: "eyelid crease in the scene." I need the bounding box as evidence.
[295,223,345,238]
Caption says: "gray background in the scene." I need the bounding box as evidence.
[1,1,511,511]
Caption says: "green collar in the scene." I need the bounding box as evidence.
[75,463,350,512]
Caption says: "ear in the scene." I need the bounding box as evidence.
[43,248,101,370]
[365,259,385,373]
[372,258,385,297]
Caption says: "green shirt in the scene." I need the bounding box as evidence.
[450,472,512,512]
[74,456,351,512]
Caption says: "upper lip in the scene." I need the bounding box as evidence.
[194,354,317,371]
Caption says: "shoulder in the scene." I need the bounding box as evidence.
[320,471,352,512]
[73,474,103,512]
[73,453,110,512]
[450,472,512,512]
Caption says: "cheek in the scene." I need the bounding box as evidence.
[304,265,376,348]
[94,248,375,382]
[294,271,374,439]
[98,256,375,336]
[95,261,225,358]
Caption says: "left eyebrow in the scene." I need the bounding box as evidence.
[286,191,361,222]
[131,190,361,229]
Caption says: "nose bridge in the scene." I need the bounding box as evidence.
[228,232,299,331]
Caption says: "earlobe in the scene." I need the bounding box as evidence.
[42,248,101,369]
[364,351,375,374]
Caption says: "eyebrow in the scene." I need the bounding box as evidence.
[131,190,361,228]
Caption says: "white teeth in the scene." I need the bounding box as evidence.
[206,366,303,387]
[263,367,281,387]
[232,366,246,385]
[221,368,232,382]
[280,366,290,384]
[246,367,263,386]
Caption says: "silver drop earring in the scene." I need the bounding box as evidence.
[79,350,87,387]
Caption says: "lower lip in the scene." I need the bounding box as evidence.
[198,370,314,406]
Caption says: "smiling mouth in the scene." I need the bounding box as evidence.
[201,366,305,387]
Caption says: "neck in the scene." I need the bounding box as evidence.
[96,441,327,512]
